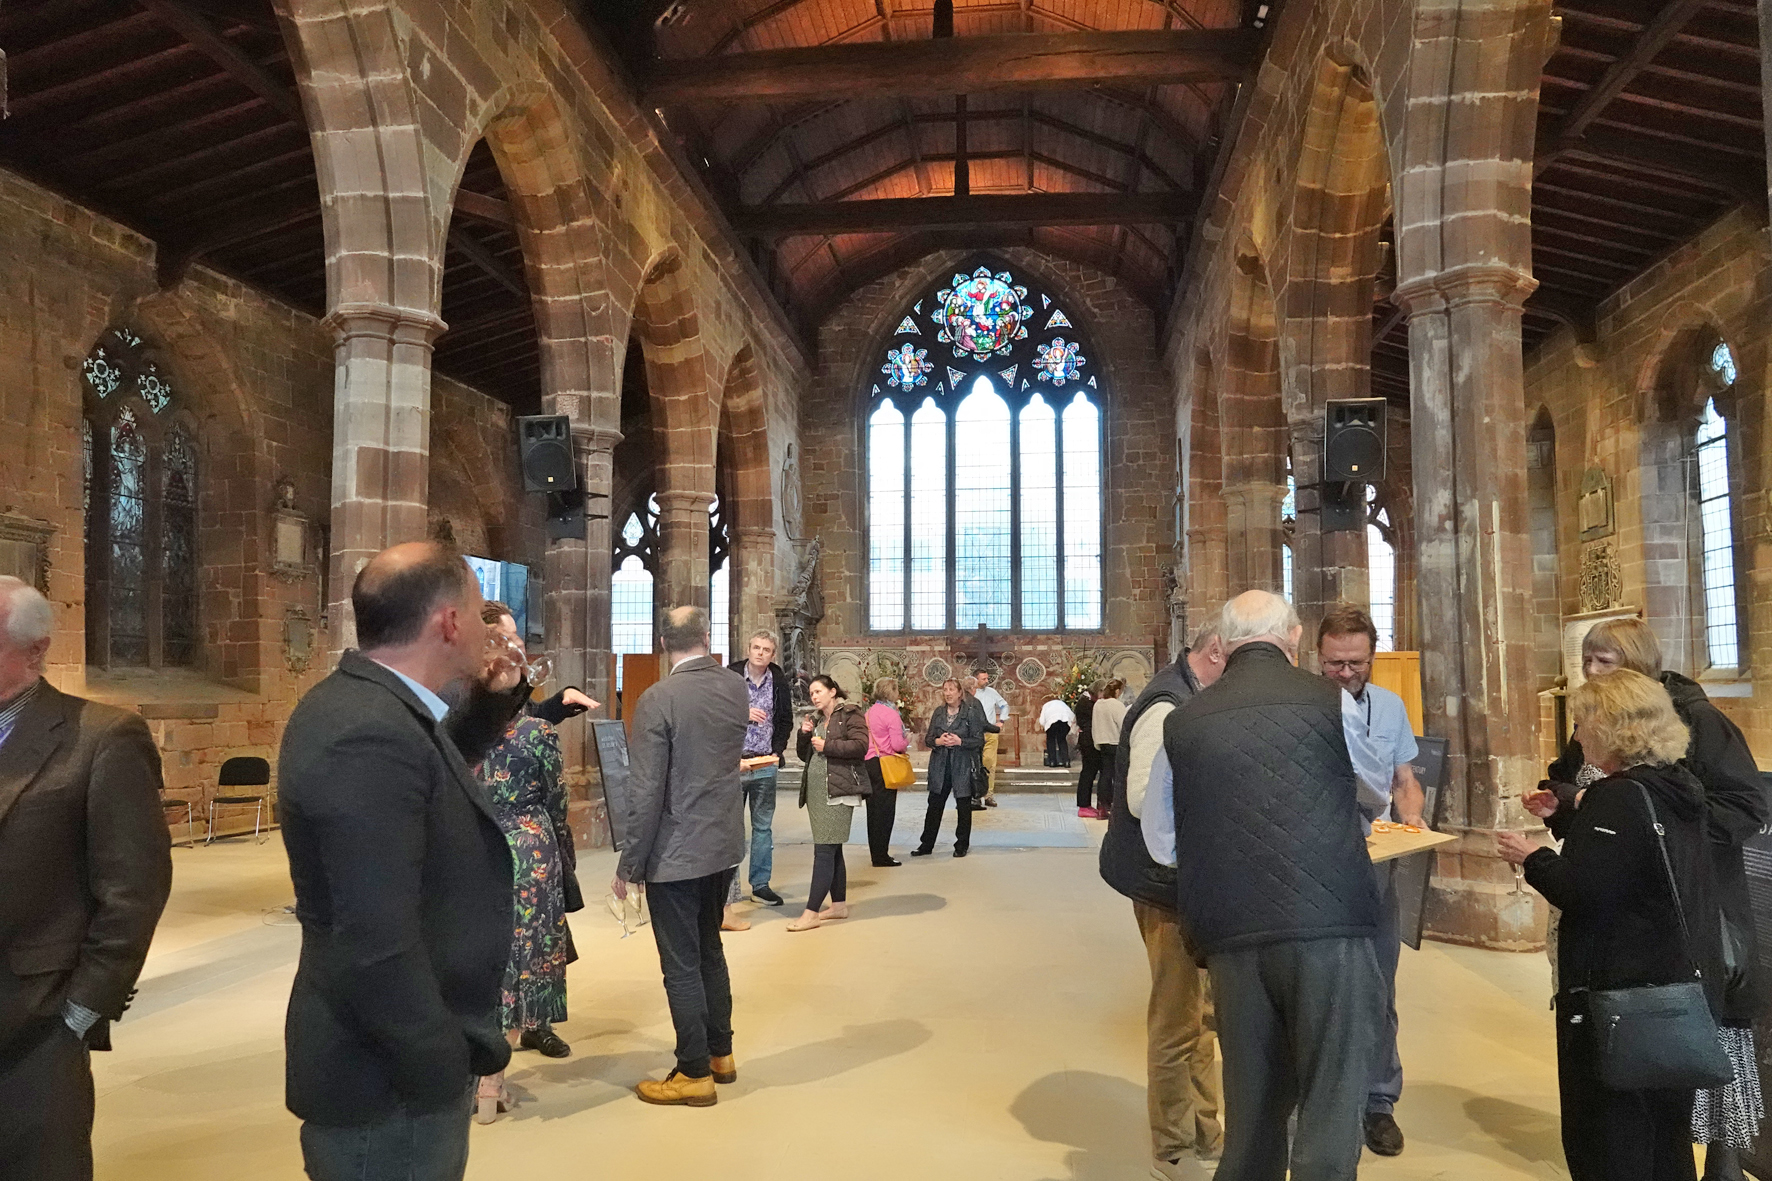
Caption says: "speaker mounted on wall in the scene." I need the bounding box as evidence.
[517,414,577,493]
[1320,398,1387,532]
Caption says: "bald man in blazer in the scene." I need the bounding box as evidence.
[0,577,172,1181]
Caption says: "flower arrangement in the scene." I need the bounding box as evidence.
[1053,653,1103,711]
[859,650,918,727]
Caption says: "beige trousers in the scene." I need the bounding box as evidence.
[1133,900,1223,1161]
[981,732,1000,797]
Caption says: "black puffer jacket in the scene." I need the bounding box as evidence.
[1165,642,1378,956]
[1547,672,1767,1020]
[1525,762,1725,1016]
[1099,654,1200,912]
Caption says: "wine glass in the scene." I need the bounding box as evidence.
[487,631,552,687]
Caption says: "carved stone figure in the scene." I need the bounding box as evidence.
[775,537,825,704]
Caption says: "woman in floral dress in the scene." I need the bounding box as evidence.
[474,602,579,1124]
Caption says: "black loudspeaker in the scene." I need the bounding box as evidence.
[1323,398,1387,482]
[518,415,577,493]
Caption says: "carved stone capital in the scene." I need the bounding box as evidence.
[654,489,718,517]
[1392,263,1537,319]
[320,303,448,347]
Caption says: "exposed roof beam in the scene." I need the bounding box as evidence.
[446,227,527,298]
[733,191,1192,237]
[452,189,516,229]
[1525,291,1599,346]
[137,0,305,124]
[155,190,320,288]
[1536,0,1709,170]
[643,29,1260,104]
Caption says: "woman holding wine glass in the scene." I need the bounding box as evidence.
[472,601,598,1122]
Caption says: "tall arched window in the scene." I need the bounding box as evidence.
[866,263,1103,632]
[1280,457,1296,601]
[708,493,731,661]
[1366,489,1397,652]
[611,497,658,692]
[1695,342,1740,669]
[82,328,198,669]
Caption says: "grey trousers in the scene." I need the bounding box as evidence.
[1207,936,1385,1181]
[1367,863,1403,1115]
[299,1082,473,1181]
[0,1018,93,1181]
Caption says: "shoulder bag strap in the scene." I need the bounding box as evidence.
[1634,782,1703,980]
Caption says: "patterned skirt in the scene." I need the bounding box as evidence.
[1692,1026,1765,1149]
[499,808,575,1031]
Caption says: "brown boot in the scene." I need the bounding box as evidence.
[636,1070,717,1107]
[710,1054,738,1084]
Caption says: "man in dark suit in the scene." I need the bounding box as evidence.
[279,542,514,1181]
[0,575,172,1181]
[615,605,749,1108]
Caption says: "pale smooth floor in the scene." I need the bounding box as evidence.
[94,795,1571,1180]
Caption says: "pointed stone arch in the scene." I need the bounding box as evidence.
[1222,238,1288,597]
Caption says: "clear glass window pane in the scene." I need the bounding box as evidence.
[709,559,730,663]
[611,554,655,692]
[1696,398,1739,668]
[1062,394,1102,628]
[1367,523,1396,652]
[909,397,948,629]
[1019,393,1059,630]
[868,399,906,630]
[954,378,1011,629]
[1281,471,1296,602]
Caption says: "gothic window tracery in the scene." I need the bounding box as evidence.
[1695,341,1741,670]
[81,328,197,669]
[865,262,1103,633]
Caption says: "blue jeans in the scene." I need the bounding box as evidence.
[741,765,778,891]
[299,1081,473,1181]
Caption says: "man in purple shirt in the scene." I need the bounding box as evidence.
[726,632,793,906]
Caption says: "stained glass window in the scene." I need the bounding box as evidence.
[611,498,660,692]
[1695,396,1739,668]
[954,379,1012,629]
[162,423,198,666]
[866,261,1102,632]
[109,408,149,666]
[82,328,198,669]
[1019,394,1059,631]
[1281,466,1297,602]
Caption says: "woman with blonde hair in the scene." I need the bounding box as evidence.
[1530,617,1766,1179]
[1501,669,1725,1180]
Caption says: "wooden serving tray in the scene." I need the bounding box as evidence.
[1366,823,1458,864]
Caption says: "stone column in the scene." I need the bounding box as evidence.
[1285,424,1368,651]
[1222,481,1288,593]
[321,303,446,648]
[1397,265,1542,949]
[734,525,778,649]
[655,488,715,613]
[541,426,620,779]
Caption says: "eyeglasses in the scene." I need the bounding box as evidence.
[1322,659,1371,673]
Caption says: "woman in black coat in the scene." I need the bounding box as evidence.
[1502,669,1726,1181]
[914,678,983,858]
[1534,618,1766,1179]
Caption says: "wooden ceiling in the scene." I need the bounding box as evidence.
[1370,0,1765,404]
[0,0,540,409]
[599,0,1257,328]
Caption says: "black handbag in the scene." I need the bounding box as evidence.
[1585,785,1734,1092]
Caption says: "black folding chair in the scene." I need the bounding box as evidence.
[161,792,195,848]
[206,756,271,845]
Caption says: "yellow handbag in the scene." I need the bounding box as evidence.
[877,753,916,790]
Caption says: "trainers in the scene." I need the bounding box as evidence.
[636,1070,717,1107]
[1364,1111,1404,1156]
[751,885,784,906]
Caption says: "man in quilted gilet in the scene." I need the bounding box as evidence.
[1144,590,1387,1181]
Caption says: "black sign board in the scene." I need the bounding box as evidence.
[591,719,633,852]
[1395,736,1450,951]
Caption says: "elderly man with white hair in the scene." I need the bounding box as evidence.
[0,576,172,1180]
[1142,589,1390,1181]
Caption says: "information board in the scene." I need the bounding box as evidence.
[591,719,633,852]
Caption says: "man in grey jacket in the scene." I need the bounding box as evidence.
[613,605,749,1108]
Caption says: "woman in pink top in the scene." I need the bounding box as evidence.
[864,677,910,867]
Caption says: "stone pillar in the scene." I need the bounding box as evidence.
[542,427,620,779]
[322,303,446,648]
[1397,265,1543,949]
[734,525,777,649]
[1222,481,1288,593]
[655,488,715,612]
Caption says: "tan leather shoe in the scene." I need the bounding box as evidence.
[635,1070,717,1107]
[710,1054,737,1084]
